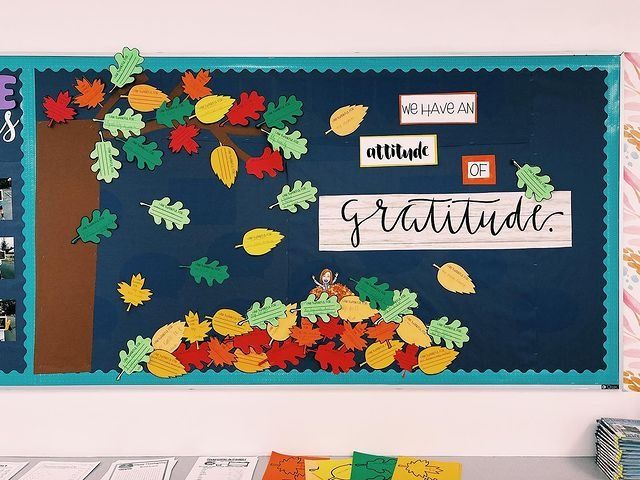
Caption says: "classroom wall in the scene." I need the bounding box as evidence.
[1,0,639,457]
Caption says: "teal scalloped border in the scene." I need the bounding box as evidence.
[0,55,619,386]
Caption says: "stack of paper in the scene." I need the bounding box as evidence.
[597,418,640,480]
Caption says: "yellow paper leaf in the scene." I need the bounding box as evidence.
[207,309,251,337]
[210,145,238,188]
[364,340,403,370]
[326,105,368,136]
[117,273,152,311]
[182,310,211,344]
[267,303,298,341]
[235,228,284,256]
[126,84,169,112]
[418,346,458,374]
[195,95,235,124]
[151,320,186,353]
[434,262,476,294]
[396,314,431,347]
[338,295,378,323]
[233,348,270,373]
[146,349,187,378]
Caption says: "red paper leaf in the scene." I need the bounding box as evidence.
[315,341,355,374]
[169,124,201,154]
[366,322,398,343]
[43,91,77,126]
[173,342,210,372]
[340,322,368,352]
[317,317,344,340]
[182,69,212,100]
[227,91,266,126]
[265,339,305,369]
[394,344,419,372]
[245,147,284,179]
[232,328,272,355]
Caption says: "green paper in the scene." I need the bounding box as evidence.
[246,297,286,329]
[71,209,118,244]
[514,161,554,202]
[90,138,121,183]
[262,94,303,129]
[141,197,190,230]
[428,316,469,349]
[103,107,145,138]
[300,292,340,323]
[379,288,418,324]
[117,336,153,381]
[351,452,398,480]
[123,135,163,170]
[267,127,308,160]
[182,257,229,286]
[354,276,394,310]
[273,180,317,213]
[109,47,144,90]
[156,97,194,128]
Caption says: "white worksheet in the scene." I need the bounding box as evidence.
[185,457,258,480]
[0,462,28,480]
[99,458,177,480]
[19,461,99,480]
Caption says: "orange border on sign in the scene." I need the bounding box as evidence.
[462,155,496,185]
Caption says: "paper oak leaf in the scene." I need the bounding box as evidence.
[71,209,118,244]
[326,105,368,136]
[267,127,308,160]
[265,339,305,368]
[235,228,284,256]
[261,95,303,129]
[156,97,195,128]
[174,341,210,371]
[210,145,238,188]
[43,91,77,126]
[227,91,266,126]
[182,311,211,345]
[366,322,398,343]
[169,125,200,154]
[433,262,475,294]
[90,135,122,183]
[340,322,368,351]
[195,95,235,124]
[181,257,229,286]
[290,319,322,349]
[182,69,212,100]
[146,350,187,378]
[418,346,458,374]
[300,292,341,323]
[102,107,145,138]
[379,288,418,324]
[245,147,284,179]
[117,335,152,380]
[315,341,355,374]
[123,135,163,170]
[246,297,286,329]
[232,328,272,355]
[117,273,152,311]
[73,78,105,108]
[207,338,236,367]
[109,47,144,91]
[394,344,420,372]
[140,197,190,230]
[427,316,469,349]
[125,84,168,112]
[317,316,345,339]
[513,160,554,202]
[354,276,394,310]
[270,180,318,213]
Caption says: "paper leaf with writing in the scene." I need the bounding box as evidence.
[418,346,458,374]
[326,105,368,136]
[365,340,404,369]
[245,147,284,179]
[340,322,367,351]
[396,315,431,347]
[140,197,190,230]
[182,256,229,286]
[236,228,284,256]
[195,95,235,124]
[233,348,270,373]
[246,297,286,329]
[90,137,121,183]
[338,295,379,323]
[152,321,185,353]
[433,262,475,294]
[117,273,152,311]
[169,124,200,154]
[267,127,308,160]
[125,84,168,112]
[173,341,210,371]
[290,319,322,349]
[317,316,345,339]
[379,289,418,324]
[266,339,305,368]
[156,97,194,128]
[271,180,317,213]
[103,107,145,138]
[109,47,144,90]
[227,90,266,126]
[43,91,77,126]
[182,69,212,100]
[514,161,554,202]
[427,316,469,349]
[395,344,420,372]
[366,322,398,343]
[73,78,105,108]
[182,311,211,345]
[146,349,187,378]
[207,338,236,367]
[210,145,238,188]
[301,292,340,323]
[123,135,163,171]
[355,276,394,310]
[72,209,118,244]
[267,303,298,341]
[117,336,152,380]
[262,95,303,129]
[315,341,355,374]
[208,309,251,337]
[232,328,272,354]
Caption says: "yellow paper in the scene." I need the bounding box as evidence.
[392,457,461,480]
[208,308,252,337]
[195,95,235,123]
[236,228,284,256]
[364,340,403,369]
[338,295,378,323]
[305,459,352,480]
[396,315,431,347]
[210,145,238,188]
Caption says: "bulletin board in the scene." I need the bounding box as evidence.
[0,53,619,385]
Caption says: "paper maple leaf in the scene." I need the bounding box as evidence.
[366,322,398,343]
[245,147,284,179]
[43,91,77,127]
[339,322,367,351]
[117,274,153,311]
[394,344,419,372]
[73,77,105,108]
[315,341,355,374]
[290,319,322,349]
[182,310,211,345]
[182,69,212,100]
[207,338,236,367]
[173,341,210,371]
[232,328,271,355]
[169,124,201,154]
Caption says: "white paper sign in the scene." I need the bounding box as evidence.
[399,92,477,124]
[360,135,437,167]
[185,457,258,480]
[0,462,28,480]
[318,191,572,251]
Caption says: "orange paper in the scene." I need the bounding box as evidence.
[263,452,328,480]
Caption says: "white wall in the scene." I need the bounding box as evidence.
[1,0,639,458]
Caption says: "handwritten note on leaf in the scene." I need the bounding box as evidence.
[267,127,308,160]
[208,309,251,337]
[300,292,340,323]
[326,105,368,136]
[364,340,403,369]
[140,197,190,230]
[152,321,185,353]
[513,160,554,202]
[427,317,469,349]
[418,346,458,375]
[90,136,121,183]
[125,84,168,112]
[72,209,118,244]
[270,180,318,213]
[235,228,284,256]
[109,47,144,90]
[123,135,163,171]
[146,349,187,378]
[246,297,287,329]
[433,262,476,294]
[117,336,152,380]
[195,95,235,124]
[181,257,229,286]
[102,107,145,138]
[117,273,152,311]
[379,288,418,323]
[210,145,238,188]
[261,95,303,129]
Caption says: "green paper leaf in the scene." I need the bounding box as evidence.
[379,288,418,324]
[354,276,394,310]
[117,335,153,380]
[351,452,398,480]
[109,47,144,90]
[155,97,194,128]
[246,297,286,329]
[72,209,118,244]
[428,316,469,349]
[514,161,554,202]
[141,197,190,230]
[103,107,145,138]
[123,135,163,170]
[272,180,318,213]
[182,256,229,286]
[267,127,308,160]
[300,292,341,323]
[262,94,303,129]
[89,138,121,183]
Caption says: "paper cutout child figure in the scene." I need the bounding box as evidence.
[310,268,353,300]
[313,269,339,292]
